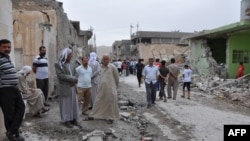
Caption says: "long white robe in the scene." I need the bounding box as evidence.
[18,75,45,115]
[89,61,101,106]
[90,63,120,120]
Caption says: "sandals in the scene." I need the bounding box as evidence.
[83,116,94,121]
[41,108,50,113]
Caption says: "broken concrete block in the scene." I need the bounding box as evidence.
[118,100,129,106]
[121,112,131,119]
[88,136,103,141]
[142,137,153,141]
[120,106,128,110]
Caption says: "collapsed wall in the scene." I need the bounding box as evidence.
[137,43,190,64]
[189,39,228,78]
[12,0,90,96]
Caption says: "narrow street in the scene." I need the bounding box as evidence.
[1,75,250,141]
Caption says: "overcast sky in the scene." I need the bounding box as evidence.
[58,0,241,46]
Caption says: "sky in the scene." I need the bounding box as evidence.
[58,0,241,46]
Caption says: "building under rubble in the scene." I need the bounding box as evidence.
[184,0,250,78]
[111,31,193,61]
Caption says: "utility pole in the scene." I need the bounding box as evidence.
[130,24,133,36]
[136,23,139,44]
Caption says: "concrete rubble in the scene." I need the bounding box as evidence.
[186,73,250,108]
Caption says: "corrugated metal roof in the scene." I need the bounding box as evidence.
[183,21,250,39]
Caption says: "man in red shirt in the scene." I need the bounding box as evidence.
[236,62,244,78]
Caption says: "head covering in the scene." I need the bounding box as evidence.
[58,47,72,65]
[89,52,97,65]
[17,65,32,76]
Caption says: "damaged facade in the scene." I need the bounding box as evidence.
[185,0,250,78]
[131,31,192,61]
[12,0,92,95]
[111,31,192,61]
[1,0,92,136]
[112,40,131,60]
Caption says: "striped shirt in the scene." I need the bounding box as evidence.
[33,55,48,79]
[0,53,18,88]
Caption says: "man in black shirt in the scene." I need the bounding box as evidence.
[135,59,144,87]
[159,60,169,102]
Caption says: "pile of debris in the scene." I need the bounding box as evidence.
[189,74,250,108]
[118,100,154,141]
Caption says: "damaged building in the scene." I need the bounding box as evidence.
[12,0,92,95]
[130,31,192,61]
[112,40,132,60]
[1,0,92,136]
[184,0,250,78]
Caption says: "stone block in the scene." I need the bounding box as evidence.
[88,136,103,141]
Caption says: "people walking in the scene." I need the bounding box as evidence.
[75,57,93,115]
[32,46,50,106]
[54,48,80,128]
[0,39,25,141]
[136,59,144,87]
[158,60,169,102]
[142,58,160,108]
[181,65,192,99]
[167,58,180,100]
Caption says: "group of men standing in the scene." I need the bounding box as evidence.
[141,58,192,108]
[0,39,120,140]
[54,49,120,128]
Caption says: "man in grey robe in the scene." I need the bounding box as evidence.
[89,54,120,123]
[54,48,80,128]
[88,52,101,109]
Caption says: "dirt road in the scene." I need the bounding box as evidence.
[1,75,250,141]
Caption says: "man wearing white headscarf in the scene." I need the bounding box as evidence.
[88,54,120,123]
[17,66,49,117]
[88,52,101,108]
[54,48,80,128]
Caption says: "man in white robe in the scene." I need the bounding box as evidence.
[89,54,120,122]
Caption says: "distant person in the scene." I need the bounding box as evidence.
[32,46,50,106]
[75,57,92,115]
[122,60,127,77]
[167,58,180,100]
[54,48,80,128]
[0,39,25,141]
[181,65,192,99]
[17,66,49,117]
[88,52,101,109]
[117,59,122,75]
[142,58,160,108]
[236,62,244,78]
[158,60,169,102]
[89,54,120,124]
[136,59,145,87]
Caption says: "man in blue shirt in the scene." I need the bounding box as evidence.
[75,57,92,115]
[142,58,160,108]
